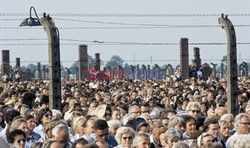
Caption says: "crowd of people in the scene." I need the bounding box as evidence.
[0,75,249,148]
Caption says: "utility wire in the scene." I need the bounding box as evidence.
[1,25,250,29]
[1,13,250,17]
[0,41,250,46]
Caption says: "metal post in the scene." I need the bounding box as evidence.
[43,65,46,80]
[79,45,88,80]
[136,64,140,80]
[1,50,10,77]
[147,65,151,80]
[40,14,61,110]
[180,38,189,79]
[221,63,224,78]
[193,47,201,70]
[65,68,70,80]
[211,63,217,78]
[218,14,238,116]
[95,53,100,71]
[16,58,20,69]
[75,67,79,80]
[37,62,42,80]
[142,65,147,80]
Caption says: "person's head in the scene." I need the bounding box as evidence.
[218,120,230,138]
[152,127,168,147]
[72,138,88,148]
[220,113,234,130]
[51,109,63,121]
[42,140,63,148]
[52,123,69,147]
[93,139,108,148]
[182,114,196,135]
[40,95,49,109]
[129,105,141,117]
[115,126,135,148]
[9,118,28,135]
[94,119,109,141]
[43,121,58,140]
[84,117,96,137]
[186,102,201,119]
[140,113,151,124]
[198,133,214,148]
[4,109,20,125]
[72,116,87,136]
[111,108,121,121]
[30,142,43,148]
[22,92,36,109]
[203,117,220,138]
[215,107,227,119]
[132,132,150,148]
[168,116,185,133]
[140,103,150,114]
[7,129,26,148]
[164,128,181,148]
[246,104,250,116]
[234,113,250,134]
[23,115,36,133]
[107,120,121,137]
[38,108,52,125]
[69,99,78,111]
[172,141,189,148]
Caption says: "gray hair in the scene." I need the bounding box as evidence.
[172,141,189,148]
[218,120,230,127]
[168,116,185,129]
[220,114,234,122]
[42,140,62,148]
[52,123,69,138]
[132,132,150,147]
[72,116,86,134]
[51,109,63,121]
[185,102,201,111]
[9,118,26,133]
[115,126,135,144]
[234,113,249,125]
[108,120,121,130]
[165,128,182,140]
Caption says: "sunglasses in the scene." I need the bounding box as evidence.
[44,113,52,118]
[17,138,25,144]
[122,136,132,140]
[190,110,200,113]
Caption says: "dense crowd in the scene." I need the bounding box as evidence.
[0,75,249,148]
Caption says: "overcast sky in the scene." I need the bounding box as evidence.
[1,0,250,68]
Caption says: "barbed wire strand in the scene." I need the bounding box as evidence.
[3,59,250,64]
[1,13,250,17]
[1,25,250,29]
[0,42,250,46]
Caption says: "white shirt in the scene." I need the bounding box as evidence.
[226,133,250,148]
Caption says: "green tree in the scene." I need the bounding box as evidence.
[69,55,95,74]
[105,55,124,68]
[26,63,36,72]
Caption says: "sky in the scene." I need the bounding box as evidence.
[0,0,250,68]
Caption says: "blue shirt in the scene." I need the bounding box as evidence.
[89,134,118,148]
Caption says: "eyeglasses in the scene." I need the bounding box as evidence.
[122,136,132,140]
[239,122,250,125]
[44,113,52,118]
[130,111,141,115]
[17,138,25,144]
[190,110,200,113]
